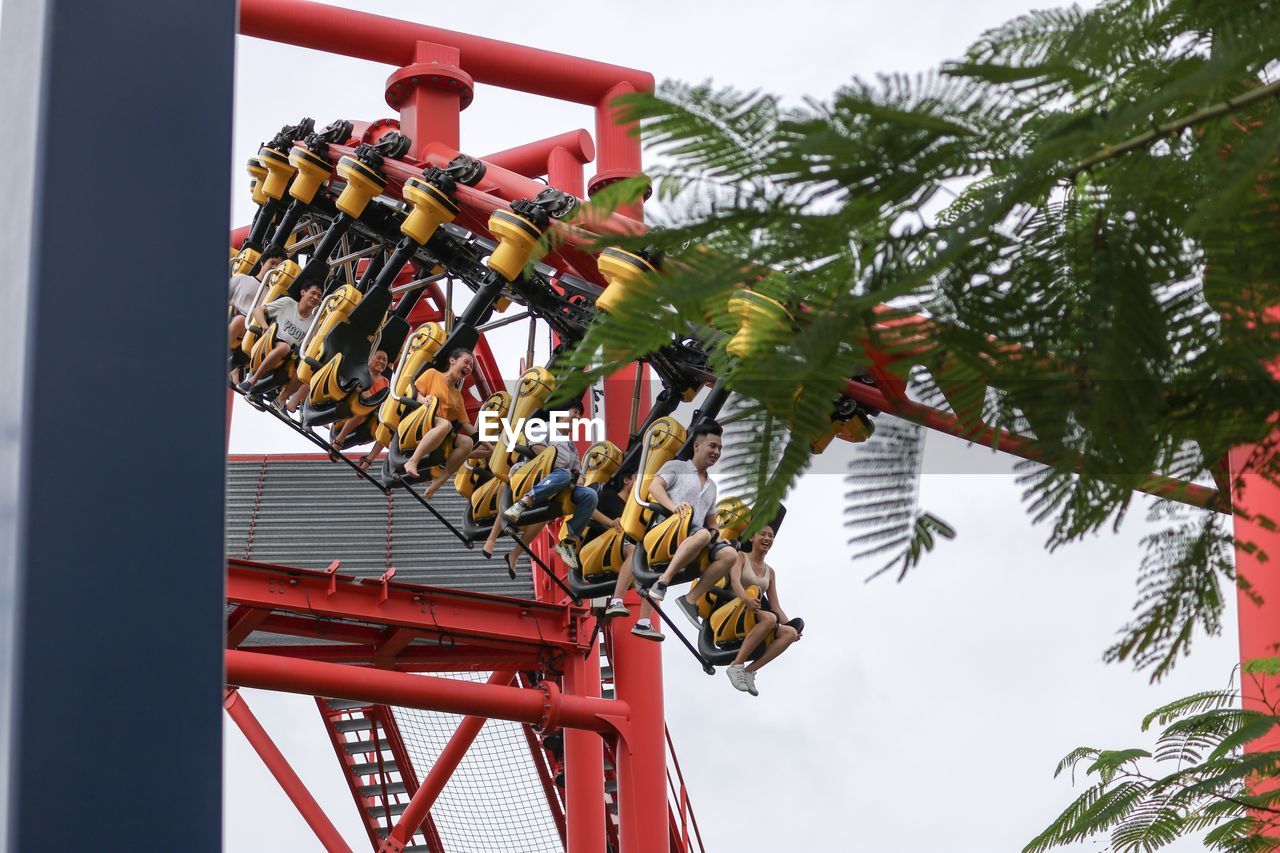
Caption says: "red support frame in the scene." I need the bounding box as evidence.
[225,689,353,853]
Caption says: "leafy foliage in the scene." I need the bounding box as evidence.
[559,0,1280,678]
[1026,662,1280,851]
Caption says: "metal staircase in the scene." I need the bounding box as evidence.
[318,698,445,853]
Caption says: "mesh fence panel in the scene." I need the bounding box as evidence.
[395,672,564,853]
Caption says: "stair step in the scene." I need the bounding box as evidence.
[367,800,411,818]
[605,778,617,794]
[344,737,393,755]
[349,759,398,776]
[600,665,614,682]
[335,717,374,733]
[359,779,409,797]
[602,686,615,700]
[326,698,370,711]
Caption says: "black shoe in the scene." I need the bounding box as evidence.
[676,596,701,628]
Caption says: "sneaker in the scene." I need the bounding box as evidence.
[554,537,581,572]
[604,599,630,618]
[743,668,759,697]
[630,621,664,642]
[237,379,253,393]
[726,664,751,693]
[502,501,527,527]
[646,581,668,602]
[675,596,701,628]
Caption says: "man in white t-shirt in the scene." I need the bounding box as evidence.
[227,246,284,354]
[236,280,323,406]
[636,420,738,638]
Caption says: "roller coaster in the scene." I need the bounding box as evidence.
[208,3,1274,852]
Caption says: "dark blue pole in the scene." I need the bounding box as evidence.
[0,1,233,850]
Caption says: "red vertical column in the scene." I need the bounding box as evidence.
[590,81,646,220]
[1230,448,1280,835]
[610,610,668,853]
[385,41,474,155]
[593,81,651,447]
[563,648,606,852]
[547,146,586,199]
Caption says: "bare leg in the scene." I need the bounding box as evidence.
[423,433,472,499]
[333,414,362,447]
[745,623,797,673]
[403,417,451,479]
[731,610,777,668]
[482,515,504,557]
[656,528,713,585]
[611,544,636,602]
[506,522,545,576]
[357,441,385,473]
[246,342,291,387]
[684,546,737,604]
[285,380,308,412]
[228,314,247,350]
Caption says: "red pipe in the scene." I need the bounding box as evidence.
[838,377,1224,511]
[226,650,625,734]
[224,689,352,853]
[563,650,606,853]
[609,610,667,853]
[381,671,516,852]
[238,0,653,105]
[481,129,595,181]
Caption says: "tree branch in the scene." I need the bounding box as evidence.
[1068,78,1280,178]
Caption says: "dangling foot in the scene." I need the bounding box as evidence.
[743,668,759,697]
[237,379,253,393]
[403,461,421,479]
[644,581,668,602]
[553,535,582,572]
[505,550,519,580]
[423,478,444,500]
[356,456,372,472]
[501,501,528,527]
[630,619,664,642]
[604,598,630,619]
[726,664,751,693]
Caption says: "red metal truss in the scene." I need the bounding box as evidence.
[227,558,591,661]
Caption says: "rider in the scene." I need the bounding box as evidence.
[643,421,738,627]
[596,472,667,641]
[402,348,483,498]
[720,520,801,696]
[497,398,598,571]
[330,350,389,457]
[237,279,323,409]
[228,247,285,367]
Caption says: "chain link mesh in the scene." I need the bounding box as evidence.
[394,672,564,853]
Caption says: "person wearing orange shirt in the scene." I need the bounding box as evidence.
[330,350,389,464]
[403,347,485,498]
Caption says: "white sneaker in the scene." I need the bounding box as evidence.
[726,664,751,693]
[502,502,527,527]
[554,537,581,572]
[743,668,759,696]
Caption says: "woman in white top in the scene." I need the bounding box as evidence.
[722,520,801,695]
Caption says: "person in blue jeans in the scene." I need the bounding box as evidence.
[484,398,598,572]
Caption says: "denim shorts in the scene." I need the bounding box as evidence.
[689,522,734,558]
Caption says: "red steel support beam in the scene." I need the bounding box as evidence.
[386,41,469,155]
[609,610,667,853]
[227,650,628,735]
[239,0,653,104]
[564,648,606,853]
[225,689,352,853]
[379,670,517,852]
[227,558,589,651]
[482,130,595,185]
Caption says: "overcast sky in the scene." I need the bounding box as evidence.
[226,2,1241,851]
